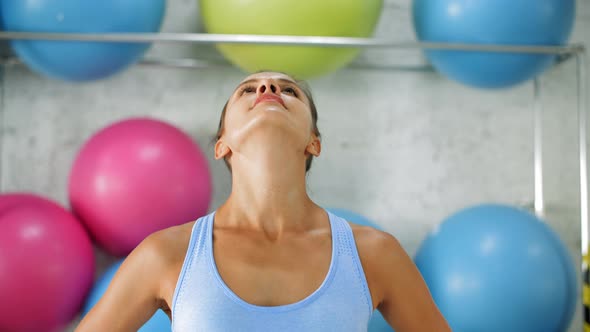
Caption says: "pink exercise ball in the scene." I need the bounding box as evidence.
[0,193,95,332]
[68,117,212,256]
[0,192,50,211]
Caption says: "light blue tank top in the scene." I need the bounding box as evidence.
[171,210,374,331]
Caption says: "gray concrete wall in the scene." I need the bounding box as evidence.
[0,0,588,331]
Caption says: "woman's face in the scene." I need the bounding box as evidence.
[218,72,318,158]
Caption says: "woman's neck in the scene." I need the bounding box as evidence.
[216,148,319,239]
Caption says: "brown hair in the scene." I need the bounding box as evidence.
[214,74,321,173]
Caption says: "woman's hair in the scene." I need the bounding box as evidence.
[214,74,321,173]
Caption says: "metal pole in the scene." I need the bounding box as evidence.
[576,48,589,332]
[577,51,589,264]
[0,31,582,54]
[533,78,545,218]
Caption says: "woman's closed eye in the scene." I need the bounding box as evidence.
[238,85,256,95]
[282,86,298,97]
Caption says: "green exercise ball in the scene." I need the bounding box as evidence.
[200,0,383,79]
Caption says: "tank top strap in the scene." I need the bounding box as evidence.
[325,210,374,315]
[171,212,214,315]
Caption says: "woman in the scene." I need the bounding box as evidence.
[76,71,451,331]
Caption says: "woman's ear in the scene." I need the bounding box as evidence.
[215,140,232,160]
[305,135,321,157]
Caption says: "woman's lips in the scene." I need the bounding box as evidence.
[254,94,286,108]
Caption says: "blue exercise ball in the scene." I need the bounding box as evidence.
[414,204,577,332]
[2,0,165,81]
[412,0,575,89]
[534,215,578,332]
[83,260,171,332]
[327,208,394,331]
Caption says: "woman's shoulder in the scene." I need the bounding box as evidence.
[122,220,197,278]
[348,223,411,307]
[347,223,408,273]
[139,220,197,265]
[348,222,402,254]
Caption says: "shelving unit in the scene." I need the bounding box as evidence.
[0,31,587,330]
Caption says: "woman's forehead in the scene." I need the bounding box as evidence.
[239,72,296,84]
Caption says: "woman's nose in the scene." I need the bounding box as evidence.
[257,81,279,95]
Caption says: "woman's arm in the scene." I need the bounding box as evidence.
[355,227,451,331]
[75,234,168,332]
[375,233,451,331]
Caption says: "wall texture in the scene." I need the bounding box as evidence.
[0,0,588,331]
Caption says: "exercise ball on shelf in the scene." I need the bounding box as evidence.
[0,193,95,332]
[200,0,384,79]
[69,117,212,256]
[414,204,577,332]
[2,0,166,82]
[412,0,575,89]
